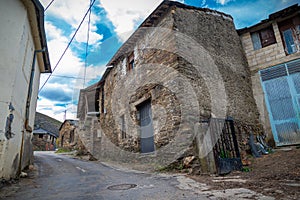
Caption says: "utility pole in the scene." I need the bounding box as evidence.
[64,109,67,121]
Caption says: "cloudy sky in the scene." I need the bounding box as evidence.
[38,0,299,122]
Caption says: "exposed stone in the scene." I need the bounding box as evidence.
[77,1,262,174]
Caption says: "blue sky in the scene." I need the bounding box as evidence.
[38,0,299,121]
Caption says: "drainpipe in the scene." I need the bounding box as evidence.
[18,48,45,176]
[25,48,46,131]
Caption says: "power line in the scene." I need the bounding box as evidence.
[83,0,93,88]
[45,0,55,11]
[39,0,96,93]
[51,74,99,80]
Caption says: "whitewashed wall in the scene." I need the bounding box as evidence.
[0,0,42,179]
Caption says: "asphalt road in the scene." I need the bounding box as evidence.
[4,151,207,200]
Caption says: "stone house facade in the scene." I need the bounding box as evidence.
[78,1,261,173]
[58,119,82,150]
[77,83,102,154]
[0,0,51,179]
[238,4,300,147]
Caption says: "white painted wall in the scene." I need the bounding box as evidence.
[0,0,42,179]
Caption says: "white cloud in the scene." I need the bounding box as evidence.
[41,0,103,45]
[216,0,234,5]
[38,17,105,121]
[44,23,83,77]
[100,0,163,41]
[37,97,78,122]
[41,0,90,27]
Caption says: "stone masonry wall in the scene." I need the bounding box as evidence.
[58,122,85,151]
[173,7,260,126]
[80,5,262,172]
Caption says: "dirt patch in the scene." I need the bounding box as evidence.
[189,146,300,199]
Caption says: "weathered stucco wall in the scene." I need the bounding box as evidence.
[0,0,41,179]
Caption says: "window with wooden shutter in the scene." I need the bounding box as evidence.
[260,27,276,47]
[251,26,276,50]
[251,32,262,50]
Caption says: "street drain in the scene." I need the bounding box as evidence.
[107,184,137,190]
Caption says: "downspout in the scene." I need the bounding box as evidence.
[25,48,46,131]
[18,48,45,176]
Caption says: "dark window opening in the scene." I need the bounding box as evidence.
[69,130,74,143]
[39,134,43,138]
[251,26,276,50]
[127,52,134,71]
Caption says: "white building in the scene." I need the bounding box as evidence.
[0,0,51,179]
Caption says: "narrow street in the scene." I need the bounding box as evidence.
[2,151,207,200]
[1,151,279,200]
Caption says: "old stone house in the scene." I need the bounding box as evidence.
[78,0,261,174]
[0,0,51,179]
[32,112,60,151]
[238,4,300,147]
[58,119,86,152]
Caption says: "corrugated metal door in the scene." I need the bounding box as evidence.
[138,100,155,153]
[260,59,300,146]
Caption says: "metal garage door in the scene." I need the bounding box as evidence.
[260,59,300,146]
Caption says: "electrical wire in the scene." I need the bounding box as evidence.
[45,0,55,11]
[39,0,96,93]
[51,74,99,80]
[83,0,93,88]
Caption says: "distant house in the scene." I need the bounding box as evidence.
[59,119,85,150]
[32,112,61,151]
[77,81,102,153]
[0,0,51,179]
[238,4,300,146]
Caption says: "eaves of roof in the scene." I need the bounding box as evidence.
[237,4,300,35]
[106,0,232,66]
[22,0,52,73]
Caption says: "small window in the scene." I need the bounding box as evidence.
[251,26,276,50]
[39,134,43,138]
[278,16,300,55]
[127,53,134,71]
[120,115,126,139]
[283,29,296,54]
[251,32,262,50]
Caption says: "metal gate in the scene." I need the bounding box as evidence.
[202,118,242,175]
[138,100,155,153]
[260,59,300,146]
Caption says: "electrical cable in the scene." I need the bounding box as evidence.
[39,0,96,93]
[45,0,55,11]
[83,0,93,88]
[51,74,99,80]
